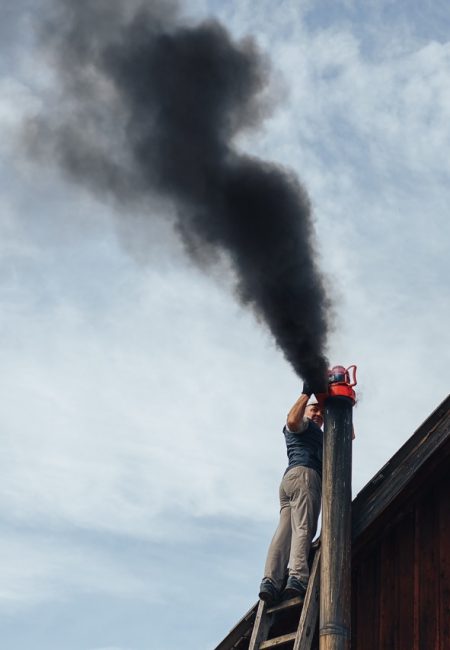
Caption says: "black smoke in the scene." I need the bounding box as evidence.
[28,0,330,383]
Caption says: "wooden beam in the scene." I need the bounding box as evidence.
[260,632,297,648]
[320,398,353,650]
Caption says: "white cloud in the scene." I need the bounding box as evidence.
[0,256,292,539]
[0,530,148,612]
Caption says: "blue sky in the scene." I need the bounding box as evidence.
[1,1,449,649]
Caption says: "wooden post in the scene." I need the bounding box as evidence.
[320,396,353,650]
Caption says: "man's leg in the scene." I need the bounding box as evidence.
[285,467,321,591]
[260,482,291,598]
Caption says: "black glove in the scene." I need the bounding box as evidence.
[303,376,328,397]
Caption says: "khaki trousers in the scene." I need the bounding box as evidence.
[263,465,322,590]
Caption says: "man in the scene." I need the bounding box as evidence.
[258,382,325,605]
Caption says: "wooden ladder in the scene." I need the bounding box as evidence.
[248,547,321,650]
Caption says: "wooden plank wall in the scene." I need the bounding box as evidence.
[351,470,450,650]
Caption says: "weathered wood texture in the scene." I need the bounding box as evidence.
[294,547,321,650]
[320,398,353,650]
[352,397,450,548]
[248,601,271,650]
[259,631,296,648]
[351,456,450,649]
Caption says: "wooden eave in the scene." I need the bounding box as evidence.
[352,394,450,554]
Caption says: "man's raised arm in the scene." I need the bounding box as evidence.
[286,392,309,432]
[286,393,309,432]
[286,380,321,432]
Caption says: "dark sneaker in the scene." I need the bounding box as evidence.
[282,576,307,600]
[258,579,279,606]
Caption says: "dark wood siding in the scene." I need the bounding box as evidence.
[440,482,450,646]
[352,470,450,650]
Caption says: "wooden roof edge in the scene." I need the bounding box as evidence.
[213,601,258,650]
[352,393,450,543]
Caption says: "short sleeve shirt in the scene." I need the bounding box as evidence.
[283,417,323,478]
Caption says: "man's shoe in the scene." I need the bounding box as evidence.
[258,579,279,606]
[282,576,307,600]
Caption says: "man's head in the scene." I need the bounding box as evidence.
[305,402,324,428]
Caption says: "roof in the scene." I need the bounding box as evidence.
[352,393,450,552]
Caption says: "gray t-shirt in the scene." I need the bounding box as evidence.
[283,417,323,478]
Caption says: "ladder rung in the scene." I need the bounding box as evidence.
[266,596,304,614]
[259,632,296,648]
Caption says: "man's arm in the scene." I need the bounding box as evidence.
[286,392,309,433]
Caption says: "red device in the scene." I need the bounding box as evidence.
[328,365,357,404]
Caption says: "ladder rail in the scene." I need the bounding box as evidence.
[248,600,272,650]
[294,547,321,650]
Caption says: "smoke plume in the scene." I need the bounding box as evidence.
[28,0,330,383]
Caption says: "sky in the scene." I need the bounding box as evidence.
[1,1,449,649]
